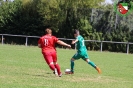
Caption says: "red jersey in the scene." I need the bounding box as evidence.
[38,34,58,52]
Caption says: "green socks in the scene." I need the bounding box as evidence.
[88,61,96,68]
[71,60,96,72]
[71,60,74,72]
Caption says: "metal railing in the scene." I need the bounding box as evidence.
[0,34,133,54]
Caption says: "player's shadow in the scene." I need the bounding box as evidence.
[24,73,51,77]
[46,72,52,74]
[32,74,47,77]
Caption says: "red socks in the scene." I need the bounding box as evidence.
[49,64,55,71]
[54,64,61,75]
[49,63,61,75]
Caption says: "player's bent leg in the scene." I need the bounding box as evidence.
[49,62,56,71]
[66,53,80,75]
[85,59,96,68]
[85,59,101,74]
[48,62,58,76]
[54,62,62,77]
[65,58,75,74]
[51,52,62,77]
[71,58,75,73]
[43,52,56,71]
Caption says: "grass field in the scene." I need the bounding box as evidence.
[0,44,133,88]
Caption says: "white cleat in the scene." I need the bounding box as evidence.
[54,68,58,76]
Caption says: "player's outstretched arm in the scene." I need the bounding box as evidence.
[57,40,71,48]
[72,39,78,44]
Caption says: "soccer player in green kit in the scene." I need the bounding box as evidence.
[67,29,101,74]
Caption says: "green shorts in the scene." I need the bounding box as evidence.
[72,51,89,60]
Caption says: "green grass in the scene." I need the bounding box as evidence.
[0,44,133,88]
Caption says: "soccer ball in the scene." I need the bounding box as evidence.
[65,69,71,74]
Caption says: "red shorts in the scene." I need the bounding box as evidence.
[42,51,57,65]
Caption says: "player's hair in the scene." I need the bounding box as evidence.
[73,29,80,35]
[45,26,52,34]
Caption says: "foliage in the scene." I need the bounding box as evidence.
[0,0,133,53]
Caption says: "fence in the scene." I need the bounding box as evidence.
[0,34,133,54]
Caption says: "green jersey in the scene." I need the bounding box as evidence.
[72,35,89,60]
[75,35,87,53]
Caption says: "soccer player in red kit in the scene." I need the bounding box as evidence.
[38,27,71,77]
